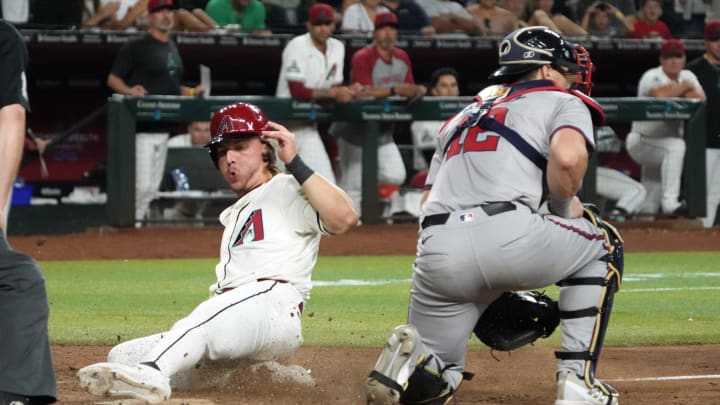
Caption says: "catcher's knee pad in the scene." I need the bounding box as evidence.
[401,355,458,405]
[474,291,560,351]
[555,206,624,392]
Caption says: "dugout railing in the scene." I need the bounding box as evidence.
[106,95,706,226]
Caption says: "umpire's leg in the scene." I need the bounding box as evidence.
[0,234,57,404]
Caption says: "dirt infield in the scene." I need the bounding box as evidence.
[9,223,720,404]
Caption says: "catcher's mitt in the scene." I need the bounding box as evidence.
[474,291,559,352]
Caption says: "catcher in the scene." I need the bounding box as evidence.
[365,27,624,405]
[76,102,358,403]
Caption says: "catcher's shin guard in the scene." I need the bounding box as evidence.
[554,207,624,400]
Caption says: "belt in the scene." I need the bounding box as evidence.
[420,201,516,229]
[217,278,289,294]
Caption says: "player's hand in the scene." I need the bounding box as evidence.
[261,121,298,164]
[332,86,356,103]
[127,85,147,97]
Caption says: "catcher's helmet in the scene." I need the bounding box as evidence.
[489,26,594,93]
[206,102,269,168]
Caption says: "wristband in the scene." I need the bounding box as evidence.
[548,197,572,218]
[188,88,195,96]
[286,154,314,185]
[390,86,396,96]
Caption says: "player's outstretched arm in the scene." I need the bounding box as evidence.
[262,122,358,234]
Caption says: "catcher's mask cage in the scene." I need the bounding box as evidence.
[489,26,594,94]
[206,102,273,169]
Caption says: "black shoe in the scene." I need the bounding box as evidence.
[0,391,29,405]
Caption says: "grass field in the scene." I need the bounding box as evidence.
[44,252,720,347]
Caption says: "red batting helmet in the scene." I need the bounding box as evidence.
[206,102,269,168]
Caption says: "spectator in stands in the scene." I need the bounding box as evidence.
[708,0,720,22]
[82,0,150,31]
[174,6,219,31]
[502,0,530,27]
[205,0,272,34]
[330,12,426,219]
[626,0,671,39]
[665,0,705,38]
[574,0,635,22]
[275,3,363,183]
[415,0,484,36]
[106,0,204,223]
[381,0,436,36]
[595,126,647,221]
[526,0,586,36]
[687,20,720,227]
[625,39,705,217]
[262,0,302,31]
[580,0,633,37]
[341,0,390,35]
[83,1,121,29]
[466,0,518,36]
[163,121,212,221]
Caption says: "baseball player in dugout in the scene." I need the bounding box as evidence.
[275,3,364,184]
[0,19,57,405]
[625,38,706,218]
[76,102,358,402]
[330,11,426,219]
[365,26,625,405]
[106,0,204,224]
[687,19,720,228]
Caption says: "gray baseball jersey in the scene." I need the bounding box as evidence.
[423,81,595,216]
[408,80,611,391]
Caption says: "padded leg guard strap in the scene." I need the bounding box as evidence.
[401,355,455,405]
[555,207,624,398]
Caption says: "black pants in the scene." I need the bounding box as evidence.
[0,235,56,404]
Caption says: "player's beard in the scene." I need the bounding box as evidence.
[154,17,174,33]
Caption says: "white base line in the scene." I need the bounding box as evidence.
[607,374,720,382]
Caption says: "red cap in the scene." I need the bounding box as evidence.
[374,12,398,30]
[660,38,685,58]
[705,20,720,41]
[148,0,173,13]
[308,3,335,25]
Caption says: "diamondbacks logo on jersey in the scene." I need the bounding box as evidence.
[287,60,301,74]
[233,209,265,246]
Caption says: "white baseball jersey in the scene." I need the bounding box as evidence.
[274,33,345,183]
[423,82,595,215]
[210,174,328,300]
[631,66,703,137]
[275,33,345,97]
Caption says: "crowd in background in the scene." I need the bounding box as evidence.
[3,0,719,228]
[1,0,719,38]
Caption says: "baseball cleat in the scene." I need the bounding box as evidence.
[77,362,171,404]
[365,324,419,405]
[555,371,619,405]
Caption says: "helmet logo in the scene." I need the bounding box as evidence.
[217,115,234,136]
[523,50,535,59]
[498,40,511,56]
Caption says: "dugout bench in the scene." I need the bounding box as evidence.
[106,95,706,227]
